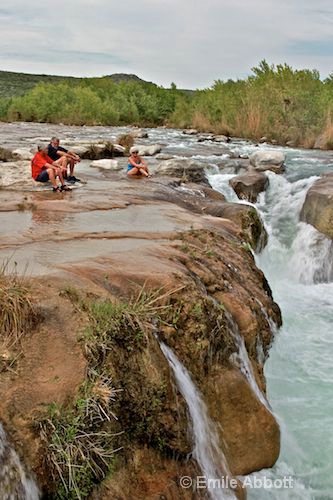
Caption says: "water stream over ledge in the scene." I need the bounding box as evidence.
[160,342,236,500]
[0,424,39,500]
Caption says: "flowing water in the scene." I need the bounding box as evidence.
[160,342,236,500]
[208,144,333,499]
[0,424,39,500]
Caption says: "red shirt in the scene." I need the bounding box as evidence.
[31,152,53,179]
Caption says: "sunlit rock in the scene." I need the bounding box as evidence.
[90,159,120,170]
[300,173,333,239]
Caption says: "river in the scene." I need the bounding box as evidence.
[206,142,333,500]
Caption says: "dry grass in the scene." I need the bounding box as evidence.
[0,262,37,344]
[39,371,122,499]
[191,111,213,132]
[116,133,134,153]
[0,262,38,373]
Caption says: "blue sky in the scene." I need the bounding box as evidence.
[1,0,333,89]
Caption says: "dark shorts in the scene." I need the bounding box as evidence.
[35,170,49,182]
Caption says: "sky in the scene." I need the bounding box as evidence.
[1,0,333,89]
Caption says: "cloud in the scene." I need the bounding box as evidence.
[1,0,333,88]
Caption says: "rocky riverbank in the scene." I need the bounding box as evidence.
[0,124,283,499]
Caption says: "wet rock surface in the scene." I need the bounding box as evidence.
[0,123,281,499]
[229,170,269,202]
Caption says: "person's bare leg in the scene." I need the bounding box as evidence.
[54,157,68,179]
[69,159,75,176]
[138,167,149,177]
[55,167,65,186]
[127,167,140,176]
[46,168,58,189]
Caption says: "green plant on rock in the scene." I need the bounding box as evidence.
[39,372,121,499]
[80,285,176,365]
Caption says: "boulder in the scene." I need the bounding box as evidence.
[229,172,269,203]
[201,202,267,250]
[300,173,333,239]
[155,153,174,161]
[130,128,148,139]
[197,134,214,142]
[212,135,230,143]
[249,150,285,174]
[182,129,198,135]
[112,144,126,156]
[155,159,208,184]
[135,144,162,156]
[12,148,34,160]
[217,159,250,175]
[259,137,268,143]
[90,159,120,170]
[70,145,90,157]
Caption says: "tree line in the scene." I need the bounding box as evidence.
[1,61,333,148]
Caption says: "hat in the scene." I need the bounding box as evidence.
[130,146,139,154]
[37,143,47,152]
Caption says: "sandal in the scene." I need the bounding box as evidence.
[52,187,61,192]
[60,185,72,192]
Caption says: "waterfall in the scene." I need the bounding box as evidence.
[287,223,333,284]
[159,342,237,500]
[225,312,273,414]
[208,150,333,498]
[0,423,40,500]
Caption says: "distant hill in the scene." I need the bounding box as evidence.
[0,70,157,99]
[0,70,193,98]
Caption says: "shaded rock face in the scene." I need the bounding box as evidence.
[229,171,269,203]
[300,173,333,239]
[250,150,286,174]
[155,159,209,184]
[158,230,281,477]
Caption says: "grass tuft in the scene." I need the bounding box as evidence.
[0,261,37,343]
[39,371,121,499]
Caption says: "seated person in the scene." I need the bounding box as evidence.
[47,137,81,183]
[127,147,151,177]
[31,145,71,192]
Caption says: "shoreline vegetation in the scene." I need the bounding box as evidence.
[1,60,333,149]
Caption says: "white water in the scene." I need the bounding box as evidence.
[226,311,272,413]
[209,151,333,499]
[0,423,40,500]
[160,342,236,500]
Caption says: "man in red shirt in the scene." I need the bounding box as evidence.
[31,145,71,192]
